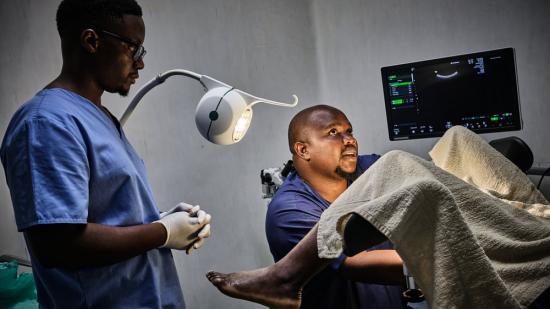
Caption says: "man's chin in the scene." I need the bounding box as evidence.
[104,85,130,97]
[118,91,129,97]
[117,88,130,97]
[336,166,358,182]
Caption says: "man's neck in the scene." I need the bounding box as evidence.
[301,174,348,203]
[46,67,103,106]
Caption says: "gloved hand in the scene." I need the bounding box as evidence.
[185,214,212,254]
[155,207,209,250]
[159,202,198,218]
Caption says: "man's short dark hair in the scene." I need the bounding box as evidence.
[56,0,142,40]
[288,105,344,154]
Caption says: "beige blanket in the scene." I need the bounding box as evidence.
[317,126,550,308]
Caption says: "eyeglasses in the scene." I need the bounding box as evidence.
[100,30,146,62]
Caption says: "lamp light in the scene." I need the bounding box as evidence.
[120,69,298,145]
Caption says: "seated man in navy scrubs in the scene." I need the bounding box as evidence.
[264,104,404,309]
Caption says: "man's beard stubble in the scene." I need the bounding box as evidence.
[118,88,129,97]
[335,166,358,184]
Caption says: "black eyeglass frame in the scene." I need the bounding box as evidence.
[100,30,146,62]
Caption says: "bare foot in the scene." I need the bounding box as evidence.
[206,267,302,309]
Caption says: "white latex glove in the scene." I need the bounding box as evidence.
[155,210,209,250]
[186,214,212,254]
[159,202,199,218]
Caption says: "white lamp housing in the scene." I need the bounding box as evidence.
[120,69,298,145]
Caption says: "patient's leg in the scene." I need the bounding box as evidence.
[343,212,388,256]
[206,225,331,309]
[429,125,548,206]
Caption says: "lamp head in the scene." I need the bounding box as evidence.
[195,87,253,145]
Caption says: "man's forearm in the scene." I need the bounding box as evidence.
[339,249,404,285]
[26,222,167,269]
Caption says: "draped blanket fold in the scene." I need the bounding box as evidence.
[317,126,550,308]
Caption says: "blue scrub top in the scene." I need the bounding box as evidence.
[1,88,185,308]
[266,154,404,309]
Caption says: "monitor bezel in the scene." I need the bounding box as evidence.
[380,47,522,141]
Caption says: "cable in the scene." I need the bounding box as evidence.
[537,166,550,189]
[280,160,294,178]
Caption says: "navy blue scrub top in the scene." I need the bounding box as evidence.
[265,154,404,309]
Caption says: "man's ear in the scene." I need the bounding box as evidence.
[294,142,310,161]
[81,29,99,54]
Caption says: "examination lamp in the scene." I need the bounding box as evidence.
[120,69,299,145]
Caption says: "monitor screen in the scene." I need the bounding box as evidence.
[381,48,521,141]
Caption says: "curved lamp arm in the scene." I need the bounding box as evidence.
[120,68,299,144]
[120,69,203,126]
[247,94,299,108]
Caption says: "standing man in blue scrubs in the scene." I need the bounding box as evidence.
[0,0,211,307]
[265,105,404,308]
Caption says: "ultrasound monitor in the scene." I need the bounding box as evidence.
[381,48,521,141]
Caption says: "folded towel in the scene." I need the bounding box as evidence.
[317,126,550,308]
[430,126,549,218]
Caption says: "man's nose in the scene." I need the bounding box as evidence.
[342,133,356,145]
[135,57,145,70]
